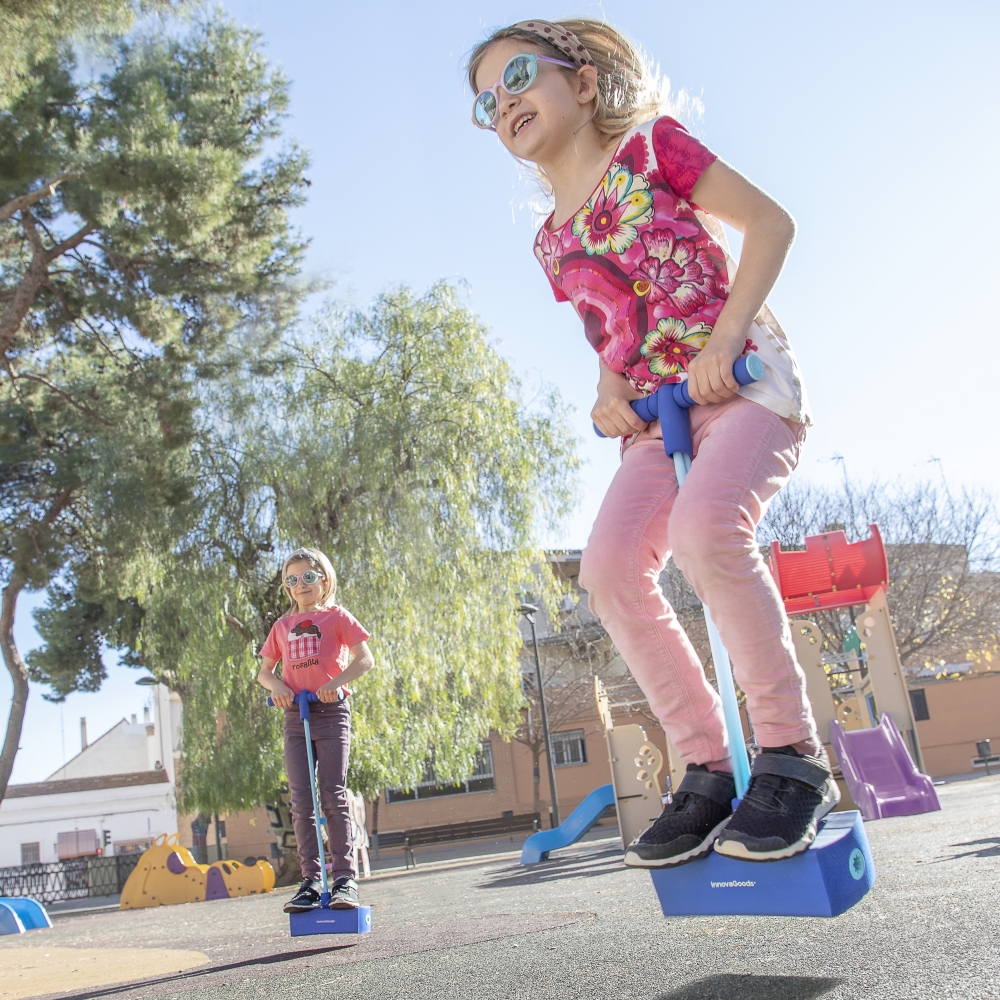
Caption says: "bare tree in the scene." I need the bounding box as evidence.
[515,603,623,820]
[759,477,1000,669]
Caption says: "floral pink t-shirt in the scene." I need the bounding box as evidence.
[260,606,370,696]
[534,116,809,422]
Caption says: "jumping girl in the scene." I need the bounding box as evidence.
[257,547,374,909]
[467,19,837,867]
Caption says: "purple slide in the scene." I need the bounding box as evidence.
[830,714,940,821]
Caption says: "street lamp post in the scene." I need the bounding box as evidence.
[519,603,560,828]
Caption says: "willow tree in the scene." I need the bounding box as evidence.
[0,14,308,802]
[128,284,579,819]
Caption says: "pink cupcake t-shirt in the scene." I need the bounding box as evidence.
[260,606,370,696]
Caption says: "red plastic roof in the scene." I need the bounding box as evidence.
[768,525,889,614]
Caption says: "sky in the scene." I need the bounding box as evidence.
[4,0,999,783]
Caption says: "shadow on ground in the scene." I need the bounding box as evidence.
[476,847,624,889]
[935,836,1000,862]
[60,945,357,1000]
[654,975,844,1000]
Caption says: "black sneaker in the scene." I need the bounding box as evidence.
[623,765,736,868]
[327,876,359,909]
[283,879,320,913]
[714,746,840,861]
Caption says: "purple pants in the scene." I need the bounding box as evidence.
[283,698,355,882]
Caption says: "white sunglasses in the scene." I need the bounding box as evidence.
[472,52,576,130]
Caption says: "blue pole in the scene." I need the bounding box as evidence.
[671,450,751,798]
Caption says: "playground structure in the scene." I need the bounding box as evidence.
[773,527,941,821]
[119,833,275,909]
[0,896,52,935]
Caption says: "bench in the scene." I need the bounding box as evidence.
[376,813,542,868]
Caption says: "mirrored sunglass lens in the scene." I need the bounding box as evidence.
[302,571,321,584]
[474,92,496,127]
[503,55,534,93]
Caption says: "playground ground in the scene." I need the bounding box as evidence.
[2,775,998,1000]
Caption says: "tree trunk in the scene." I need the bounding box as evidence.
[0,572,28,804]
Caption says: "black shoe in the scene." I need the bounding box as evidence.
[714,746,840,862]
[623,765,736,868]
[283,879,321,913]
[327,876,359,909]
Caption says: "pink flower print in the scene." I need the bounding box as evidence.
[640,317,713,378]
[534,226,562,276]
[628,228,718,316]
[572,163,653,257]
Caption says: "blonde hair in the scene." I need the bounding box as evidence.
[467,18,665,148]
[281,547,338,616]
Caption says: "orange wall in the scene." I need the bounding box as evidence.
[913,672,1000,778]
[375,710,670,834]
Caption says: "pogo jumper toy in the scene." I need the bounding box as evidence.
[268,689,372,936]
[597,355,876,917]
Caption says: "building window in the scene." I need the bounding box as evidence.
[552,729,588,768]
[386,742,495,803]
[20,842,40,865]
[910,689,930,722]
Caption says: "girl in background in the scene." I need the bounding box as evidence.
[258,547,374,909]
[467,19,837,868]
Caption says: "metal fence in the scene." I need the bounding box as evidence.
[0,855,140,904]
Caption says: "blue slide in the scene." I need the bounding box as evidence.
[520,784,616,864]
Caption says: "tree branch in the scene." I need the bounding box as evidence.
[0,173,81,224]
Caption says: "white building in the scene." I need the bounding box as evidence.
[0,684,183,868]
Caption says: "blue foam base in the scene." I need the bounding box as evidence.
[289,905,372,936]
[649,811,875,917]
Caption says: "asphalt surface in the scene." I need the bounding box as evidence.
[3,775,999,1000]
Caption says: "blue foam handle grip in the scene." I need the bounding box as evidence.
[266,690,320,720]
[593,354,765,443]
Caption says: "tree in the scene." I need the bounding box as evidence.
[759,476,1000,668]
[515,601,620,820]
[0,1,187,109]
[0,14,308,802]
[120,284,580,819]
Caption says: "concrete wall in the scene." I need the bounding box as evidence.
[913,672,1000,778]
[0,781,177,868]
[46,720,159,782]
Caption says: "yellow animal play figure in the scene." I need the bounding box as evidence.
[120,833,274,909]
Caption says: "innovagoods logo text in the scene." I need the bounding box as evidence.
[710,880,756,888]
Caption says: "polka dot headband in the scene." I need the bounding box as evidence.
[512,20,596,68]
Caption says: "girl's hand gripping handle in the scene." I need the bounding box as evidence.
[267,689,319,719]
[593,355,764,438]
[267,688,344,717]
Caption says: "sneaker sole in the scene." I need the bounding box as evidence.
[714,780,841,862]
[283,903,319,913]
[623,816,732,869]
[327,900,360,909]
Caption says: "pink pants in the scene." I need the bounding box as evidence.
[579,394,817,769]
